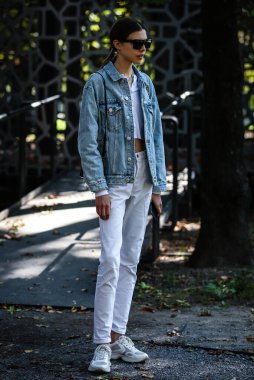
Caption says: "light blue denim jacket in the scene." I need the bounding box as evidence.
[78,61,167,193]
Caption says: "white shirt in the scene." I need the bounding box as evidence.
[129,73,144,140]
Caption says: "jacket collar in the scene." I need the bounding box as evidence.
[102,61,122,81]
[102,61,148,85]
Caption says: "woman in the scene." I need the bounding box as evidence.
[78,17,167,373]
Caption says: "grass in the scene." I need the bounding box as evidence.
[134,219,254,310]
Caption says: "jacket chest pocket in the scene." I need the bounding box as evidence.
[100,103,122,132]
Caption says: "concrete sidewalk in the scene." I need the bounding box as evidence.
[0,171,100,307]
[1,306,254,379]
[0,171,254,379]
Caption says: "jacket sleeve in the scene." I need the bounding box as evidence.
[149,78,167,192]
[78,80,108,192]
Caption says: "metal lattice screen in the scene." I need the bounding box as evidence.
[0,0,253,185]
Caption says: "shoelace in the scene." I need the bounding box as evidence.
[119,336,135,349]
[95,346,110,360]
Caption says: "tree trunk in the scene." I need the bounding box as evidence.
[187,0,254,267]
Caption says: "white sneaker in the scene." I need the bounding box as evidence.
[88,344,111,373]
[110,336,149,363]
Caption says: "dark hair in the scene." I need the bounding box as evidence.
[101,17,148,67]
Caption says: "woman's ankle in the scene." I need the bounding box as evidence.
[111,331,122,343]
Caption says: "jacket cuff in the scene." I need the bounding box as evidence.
[87,178,108,193]
[152,183,167,193]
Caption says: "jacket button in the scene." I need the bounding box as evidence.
[125,96,129,101]
[127,136,131,141]
[128,157,132,161]
[109,107,113,112]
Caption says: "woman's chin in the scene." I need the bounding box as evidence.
[134,57,144,64]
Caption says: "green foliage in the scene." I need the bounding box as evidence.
[134,267,254,310]
[130,0,169,4]
[136,281,162,296]
[205,278,237,299]
[203,271,254,302]
[6,305,21,315]
[238,4,254,132]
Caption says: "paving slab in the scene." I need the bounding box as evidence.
[0,171,100,307]
[130,306,254,354]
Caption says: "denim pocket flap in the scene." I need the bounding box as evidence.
[107,104,122,115]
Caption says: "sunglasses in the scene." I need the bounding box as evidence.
[122,39,152,50]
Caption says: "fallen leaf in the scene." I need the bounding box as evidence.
[140,305,156,313]
[24,349,33,353]
[208,349,224,355]
[246,336,254,343]
[167,327,181,337]
[199,309,212,317]
[47,193,58,199]
[21,252,34,257]
[141,374,154,379]
[2,233,19,240]
[67,335,80,340]
[81,288,88,292]
[52,229,61,235]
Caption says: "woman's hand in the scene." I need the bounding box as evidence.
[95,194,111,220]
[151,193,162,216]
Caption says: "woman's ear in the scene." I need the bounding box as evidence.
[112,39,121,51]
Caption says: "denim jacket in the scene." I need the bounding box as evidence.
[78,61,167,193]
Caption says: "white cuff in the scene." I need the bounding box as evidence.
[95,189,109,198]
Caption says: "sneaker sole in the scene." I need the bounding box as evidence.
[113,354,149,363]
[111,353,123,360]
[88,364,110,373]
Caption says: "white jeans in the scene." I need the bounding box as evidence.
[93,151,153,344]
